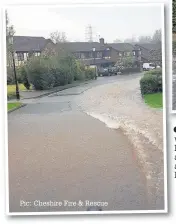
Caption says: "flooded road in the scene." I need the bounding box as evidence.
[8,74,165,212]
[76,74,164,208]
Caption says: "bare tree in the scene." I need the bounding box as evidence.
[124,36,137,43]
[50,31,67,43]
[6,11,15,69]
[113,39,123,43]
[152,29,161,42]
[138,35,152,43]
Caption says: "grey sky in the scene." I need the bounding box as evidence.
[7,4,162,42]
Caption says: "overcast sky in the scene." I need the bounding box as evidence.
[7,4,163,42]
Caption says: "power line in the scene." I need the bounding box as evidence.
[85,24,93,42]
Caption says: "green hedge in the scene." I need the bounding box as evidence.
[140,69,162,95]
[19,54,90,90]
[144,68,162,76]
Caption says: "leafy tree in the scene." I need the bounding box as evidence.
[121,56,134,68]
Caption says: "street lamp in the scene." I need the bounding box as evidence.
[9,36,20,100]
[92,47,97,79]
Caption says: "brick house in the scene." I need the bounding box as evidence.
[9,36,53,66]
[10,36,161,69]
[54,38,135,69]
[133,42,162,66]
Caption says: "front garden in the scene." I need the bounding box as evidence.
[140,69,163,109]
[7,51,95,99]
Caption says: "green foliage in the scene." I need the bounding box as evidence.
[121,56,134,68]
[18,65,31,89]
[140,70,162,95]
[19,54,89,90]
[8,102,22,111]
[144,68,162,76]
[85,68,95,80]
[7,66,14,84]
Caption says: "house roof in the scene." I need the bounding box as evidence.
[106,43,134,52]
[56,42,106,52]
[13,36,50,52]
[134,42,161,51]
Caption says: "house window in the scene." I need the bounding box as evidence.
[119,52,122,57]
[126,52,131,56]
[97,51,102,58]
[133,51,135,56]
[17,52,24,61]
[89,52,93,58]
[80,53,85,59]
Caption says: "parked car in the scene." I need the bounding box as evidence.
[143,63,156,71]
[98,67,110,76]
[108,66,118,75]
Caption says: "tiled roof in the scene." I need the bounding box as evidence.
[135,42,161,51]
[13,36,50,52]
[56,42,106,52]
[106,43,134,52]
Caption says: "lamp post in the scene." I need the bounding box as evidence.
[92,47,97,79]
[9,36,20,100]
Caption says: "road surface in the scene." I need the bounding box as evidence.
[8,74,164,213]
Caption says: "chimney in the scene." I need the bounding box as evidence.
[99,38,104,45]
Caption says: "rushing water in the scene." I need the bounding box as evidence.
[77,75,163,152]
[76,75,164,207]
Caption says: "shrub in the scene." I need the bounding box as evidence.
[140,71,162,95]
[144,68,162,76]
[7,66,14,84]
[25,56,55,90]
[85,68,95,80]
[18,65,31,90]
[20,53,91,90]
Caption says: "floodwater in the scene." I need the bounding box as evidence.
[77,74,164,208]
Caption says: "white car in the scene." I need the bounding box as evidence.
[143,63,156,71]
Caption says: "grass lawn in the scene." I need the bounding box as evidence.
[143,93,163,108]
[7,84,26,94]
[7,102,22,111]
[7,84,30,98]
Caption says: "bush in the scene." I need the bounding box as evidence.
[25,56,55,90]
[144,68,162,76]
[140,70,162,95]
[85,68,95,80]
[18,66,31,90]
[7,67,14,84]
[20,53,92,90]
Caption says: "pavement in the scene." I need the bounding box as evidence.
[8,74,164,213]
[10,80,93,100]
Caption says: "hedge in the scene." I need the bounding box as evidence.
[140,69,162,95]
[18,54,92,90]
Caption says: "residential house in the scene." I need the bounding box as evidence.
[55,38,135,70]
[11,36,161,70]
[133,42,162,65]
[10,36,53,66]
